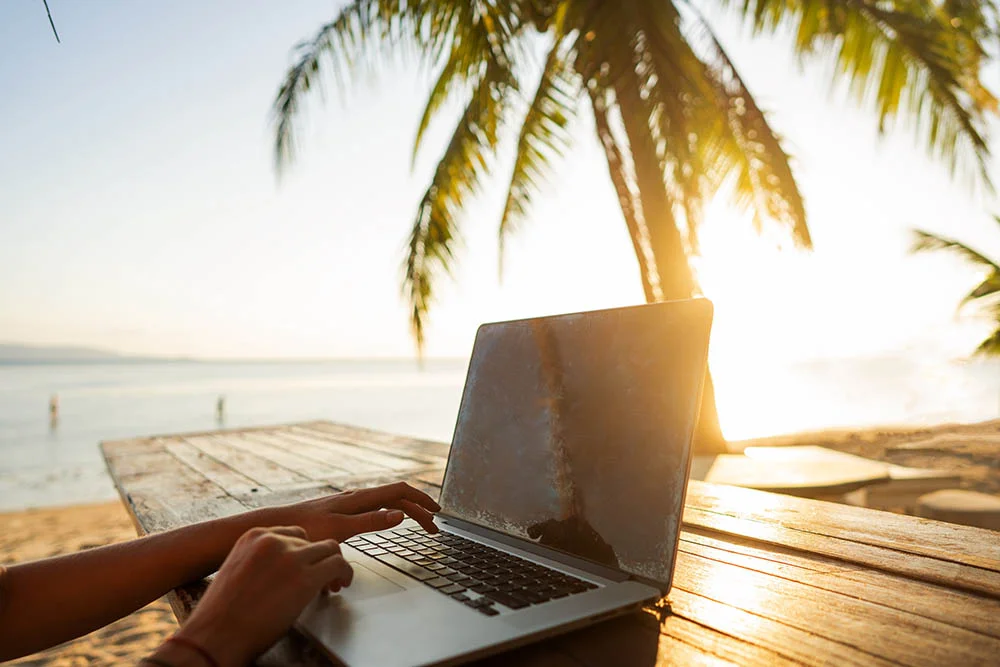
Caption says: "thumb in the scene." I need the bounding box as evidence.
[337,509,405,539]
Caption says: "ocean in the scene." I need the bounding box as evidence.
[1,356,998,512]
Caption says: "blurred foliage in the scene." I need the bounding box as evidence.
[913,220,1000,356]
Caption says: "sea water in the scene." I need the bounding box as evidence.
[0,356,998,511]
[0,359,466,512]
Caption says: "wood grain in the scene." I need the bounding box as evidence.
[673,551,1000,666]
[687,481,1000,571]
[183,434,309,487]
[100,421,1000,667]
[166,440,266,497]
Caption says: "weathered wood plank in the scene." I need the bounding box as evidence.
[678,535,855,580]
[656,613,800,666]
[301,421,450,459]
[682,505,1000,599]
[184,434,309,487]
[679,532,1000,638]
[400,472,443,502]
[103,446,250,533]
[235,431,382,478]
[680,528,854,575]
[672,550,1000,666]
[409,467,448,489]
[101,437,165,457]
[282,425,440,469]
[686,481,1000,572]
[668,588,896,667]
[167,440,266,497]
[811,568,1000,639]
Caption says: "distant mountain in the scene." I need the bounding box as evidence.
[0,344,123,362]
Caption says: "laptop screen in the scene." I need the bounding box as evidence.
[439,300,712,585]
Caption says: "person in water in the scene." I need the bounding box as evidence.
[0,482,441,666]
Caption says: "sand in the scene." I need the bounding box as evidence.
[2,418,999,665]
[1,503,177,666]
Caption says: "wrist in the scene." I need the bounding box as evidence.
[207,508,288,568]
[174,622,250,667]
[243,505,311,536]
[147,638,216,667]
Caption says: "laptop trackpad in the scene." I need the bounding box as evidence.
[338,561,405,602]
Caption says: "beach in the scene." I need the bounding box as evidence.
[2,502,176,666]
[4,418,999,665]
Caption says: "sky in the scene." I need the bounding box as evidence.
[2,0,1000,370]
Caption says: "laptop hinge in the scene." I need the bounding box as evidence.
[437,514,631,583]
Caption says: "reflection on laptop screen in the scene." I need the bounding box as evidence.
[440,302,711,584]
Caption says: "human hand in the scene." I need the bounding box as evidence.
[264,481,441,542]
[168,526,350,667]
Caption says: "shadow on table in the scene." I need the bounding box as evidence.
[255,608,665,667]
[473,608,663,667]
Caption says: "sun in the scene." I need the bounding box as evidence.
[693,209,832,440]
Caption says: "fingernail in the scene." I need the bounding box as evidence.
[386,509,404,523]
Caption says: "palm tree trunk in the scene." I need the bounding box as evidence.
[588,90,658,303]
[613,82,727,454]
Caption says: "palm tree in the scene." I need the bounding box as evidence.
[912,220,1000,355]
[271,0,997,452]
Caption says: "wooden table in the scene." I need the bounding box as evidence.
[102,421,1000,666]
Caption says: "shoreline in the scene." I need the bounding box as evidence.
[2,418,999,665]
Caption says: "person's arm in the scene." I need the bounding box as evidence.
[0,482,440,662]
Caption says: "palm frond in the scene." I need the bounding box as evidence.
[912,229,1000,307]
[966,274,1000,304]
[718,0,997,187]
[403,58,516,352]
[974,326,1000,356]
[412,2,524,167]
[272,1,482,176]
[498,40,579,270]
[911,230,1000,272]
[412,39,467,168]
[691,14,811,247]
[272,1,379,174]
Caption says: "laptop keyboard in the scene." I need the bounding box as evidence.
[344,528,599,616]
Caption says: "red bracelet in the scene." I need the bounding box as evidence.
[166,634,221,667]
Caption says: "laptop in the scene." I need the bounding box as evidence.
[298,299,714,666]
